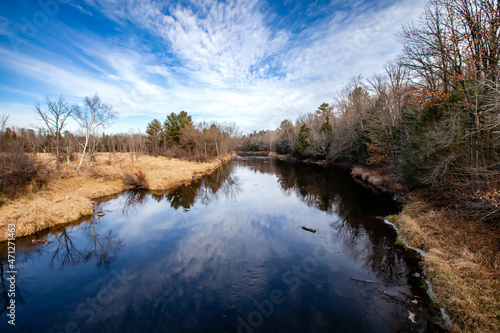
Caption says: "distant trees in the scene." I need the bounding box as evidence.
[209,122,237,161]
[276,119,295,154]
[238,130,274,152]
[0,115,42,196]
[143,111,236,161]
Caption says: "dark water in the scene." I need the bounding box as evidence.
[0,157,441,332]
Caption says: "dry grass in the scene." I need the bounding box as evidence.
[0,152,232,242]
[351,165,404,193]
[353,164,500,331]
[389,199,500,332]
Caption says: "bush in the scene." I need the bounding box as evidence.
[162,145,215,162]
[0,144,42,196]
[122,168,149,190]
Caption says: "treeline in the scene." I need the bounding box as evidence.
[144,111,236,161]
[0,99,236,166]
[238,0,499,222]
[0,123,145,163]
[0,95,236,196]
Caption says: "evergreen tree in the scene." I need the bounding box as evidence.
[293,124,310,158]
[164,111,192,144]
[145,119,164,155]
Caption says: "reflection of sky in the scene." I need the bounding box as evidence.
[0,158,437,333]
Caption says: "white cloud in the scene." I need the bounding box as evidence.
[1,0,426,133]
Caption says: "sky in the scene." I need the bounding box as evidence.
[0,0,425,134]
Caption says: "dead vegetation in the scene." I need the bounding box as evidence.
[122,168,148,190]
[0,144,44,197]
[388,199,500,332]
[0,152,231,242]
[351,165,405,194]
[351,163,500,332]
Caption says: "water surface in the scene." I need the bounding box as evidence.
[0,157,441,332]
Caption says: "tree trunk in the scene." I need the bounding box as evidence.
[77,135,89,176]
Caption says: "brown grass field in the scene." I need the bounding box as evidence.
[352,166,500,332]
[0,152,232,242]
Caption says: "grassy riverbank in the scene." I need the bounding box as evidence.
[0,152,232,242]
[352,166,500,333]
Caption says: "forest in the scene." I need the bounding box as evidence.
[238,0,500,224]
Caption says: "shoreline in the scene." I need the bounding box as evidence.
[351,165,500,333]
[0,153,234,243]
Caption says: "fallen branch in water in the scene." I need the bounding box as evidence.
[302,226,317,233]
[349,277,374,283]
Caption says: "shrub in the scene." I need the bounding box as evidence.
[122,168,149,190]
[0,144,42,196]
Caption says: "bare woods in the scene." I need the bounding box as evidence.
[239,0,500,225]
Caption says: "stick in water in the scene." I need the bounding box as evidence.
[302,226,317,233]
[349,277,374,283]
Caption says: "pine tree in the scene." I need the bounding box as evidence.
[293,124,310,158]
[164,111,193,144]
[146,119,164,155]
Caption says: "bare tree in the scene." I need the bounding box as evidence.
[73,94,116,175]
[398,0,500,189]
[34,96,75,170]
[209,122,237,161]
[0,115,8,134]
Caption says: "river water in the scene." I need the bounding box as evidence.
[0,156,442,332]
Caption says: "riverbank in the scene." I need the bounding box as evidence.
[351,166,500,333]
[0,152,233,242]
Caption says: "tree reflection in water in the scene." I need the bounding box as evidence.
[0,259,27,317]
[0,157,439,332]
[149,162,241,210]
[122,190,149,215]
[234,157,407,284]
[49,215,124,269]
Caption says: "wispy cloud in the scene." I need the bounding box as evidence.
[0,0,425,133]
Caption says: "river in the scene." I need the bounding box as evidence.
[0,156,442,332]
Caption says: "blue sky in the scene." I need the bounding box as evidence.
[0,0,425,134]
